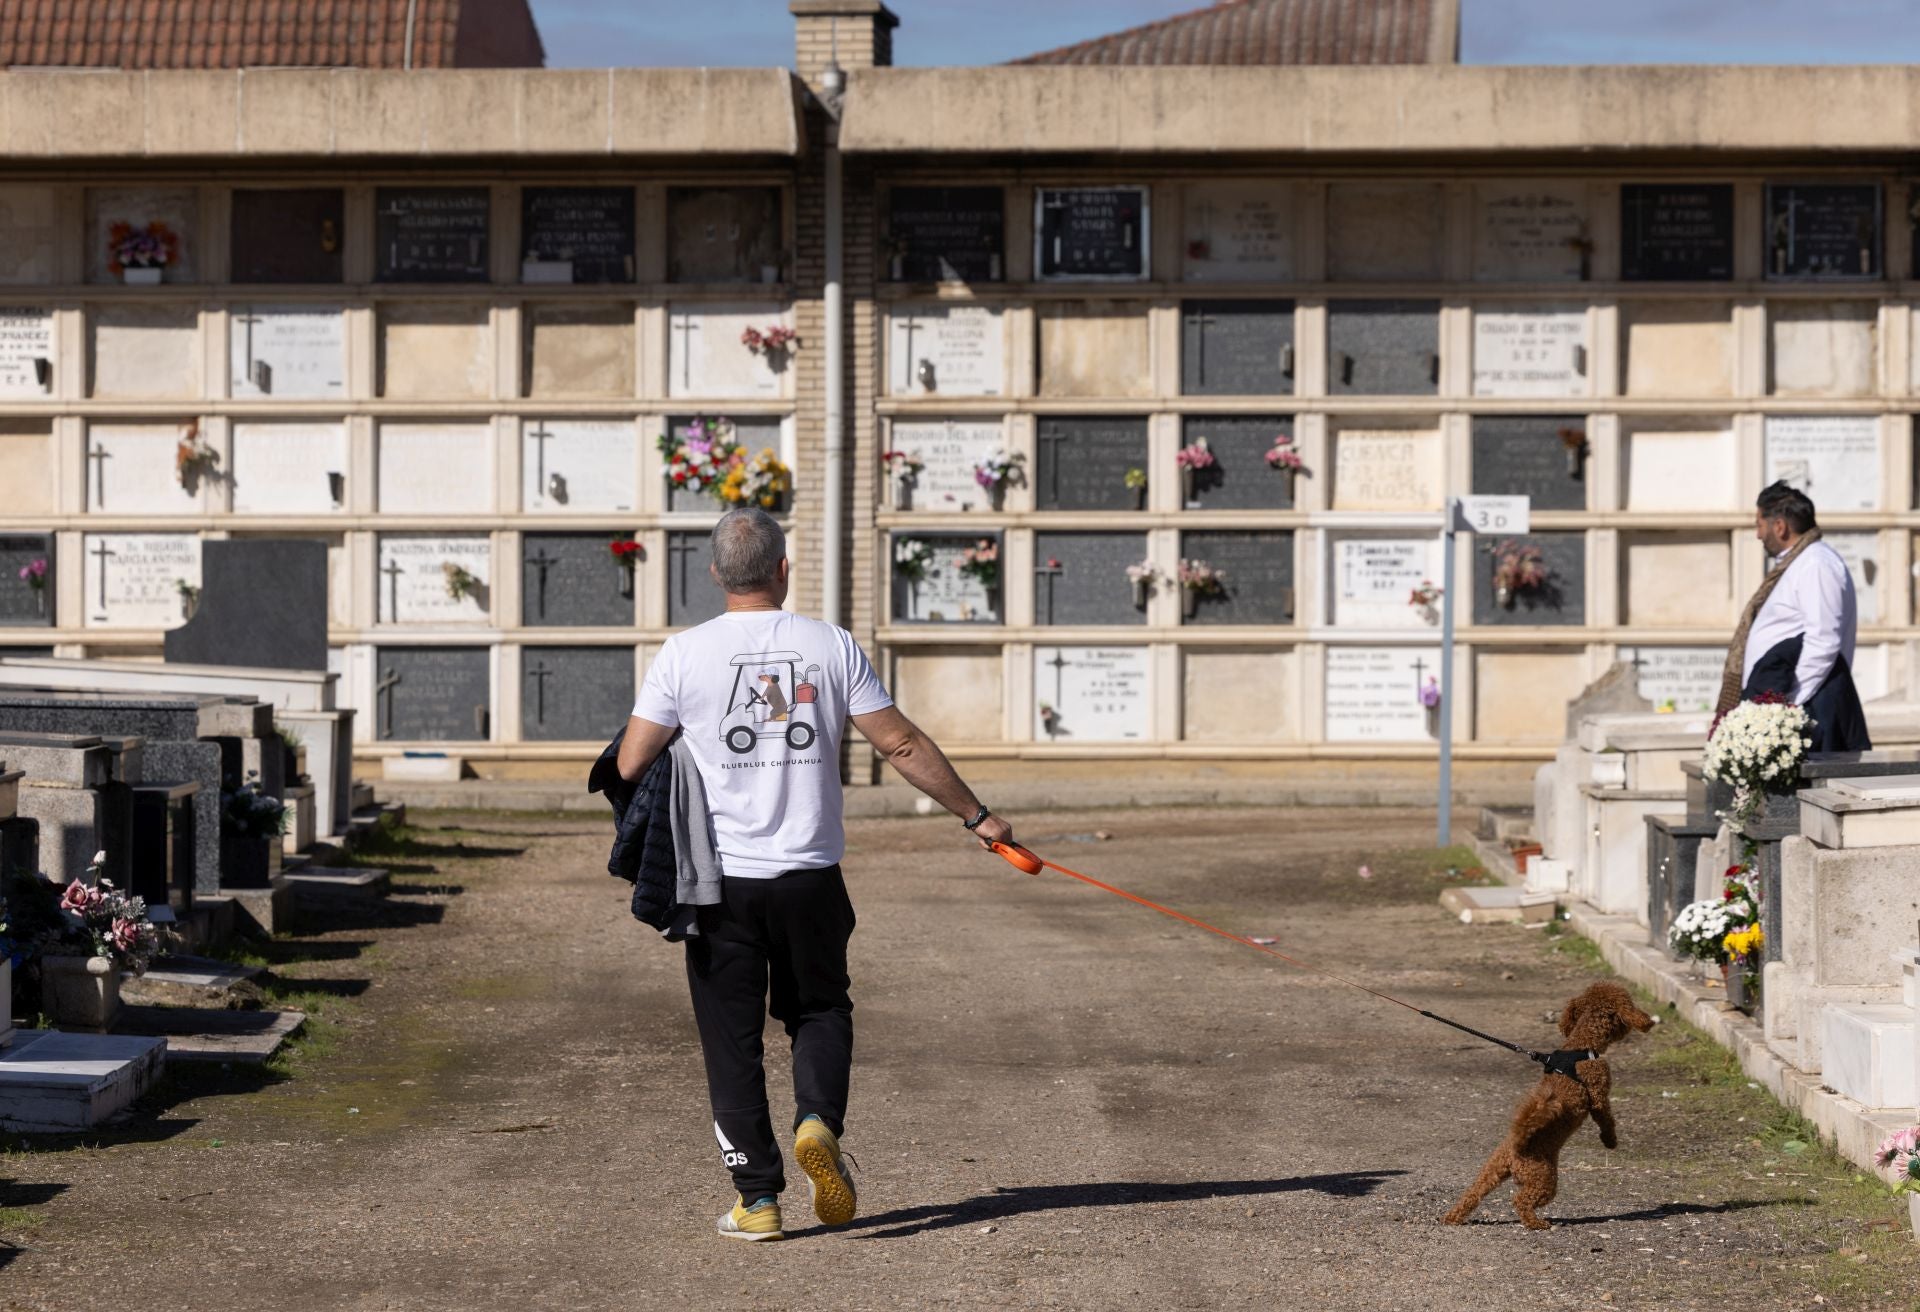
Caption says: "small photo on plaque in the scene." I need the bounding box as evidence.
[1035,187,1149,282]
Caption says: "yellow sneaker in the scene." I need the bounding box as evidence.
[794,1118,858,1226]
[716,1194,784,1242]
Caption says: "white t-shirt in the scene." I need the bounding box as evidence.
[632,610,893,878]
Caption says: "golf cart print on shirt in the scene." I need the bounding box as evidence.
[722,650,822,755]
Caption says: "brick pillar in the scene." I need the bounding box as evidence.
[791,0,898,80]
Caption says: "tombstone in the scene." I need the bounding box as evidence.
[377,303,492,400]
[885,304,1005,397]
[666,186,783,284]
[523,302,635,398]
[1031,532,1150,627]
[890,533,1001,623]
[1766,183,1881,280]
[1621,533,1731,627]
[1825,531,1882,624]
[374,186,490,282]
[521,647,634,742]
[886,185,1004,282]
[1327,534,1439,627]
[1179,416,1295,510]
[229,188,345,284]
[1034,417,1149,512]
[1031,646,1151,742]
[1620,183,1734,281]
[1564,662,1654,737]
[1179,530,1293,626]
[1471,530,1586,627]
[1620,300,1736,398]
[231,422,349,515]
[4,732,114,886]
[0,183,59,284]
[377,535,492,624]
[1325,647,1442,742]
[1473,183,1588,282]
[1764,415,1880,512]
[377,422,494,514]
[667,303,790,400]
[228,304,346,400]
[88,303,201,399]
[1471,416,1587,510]
[1617,646,1725,713]
[1330,428,1443,511]
[1326,300,1440,395]
[521,419,636,514]
[520,186,635,284]
[83,424,204,515]
[1325,183,1444,281]
[373,647,491,742]
[0,534,53,627]
[0,305,54,399]
[521,533,636,628]
[1770,301,1876,397]
[665,416,783,513]
[886,419,1005,513]
[1471,305,1588,398]
[1622,422,1737,511]
[86,186,198,284]
[1182,181,1291,282]
[166,539,329,671]
[666,532,724,627]
[1035,187,1149,281]
[1037,302,1151,399]
[82,533,201,629]
[131,780,198,914]
[1180,300,1294,396]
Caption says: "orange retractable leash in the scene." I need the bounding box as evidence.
[986,840,1560,1069]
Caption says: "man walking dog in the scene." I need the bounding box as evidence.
[616,506,1014,1241]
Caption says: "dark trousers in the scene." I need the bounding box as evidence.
[684,865,855,1199]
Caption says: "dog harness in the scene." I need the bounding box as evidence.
[1541,1048,1598,1079]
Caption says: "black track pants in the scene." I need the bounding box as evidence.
[683,865,855,1199]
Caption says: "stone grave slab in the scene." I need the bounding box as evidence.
[1032,646,1151,742]
[1826,531,1882,624]
[667,186,783,283]
[667,302,789,400]
[1182,648,1297,743]
[86,424,205,514]
[377,535,491,624]
[1179,416,1295,510]
[1621,533,1731,628]
[116,1006,306,1066]
[0,1029,167,1133]
[377,422,494,514]
[1764,415,1880,512]
[1471,530,1586,627]
[1471,304,1588,398]
[0,184,58,284]
[0,422,55,515]
[520,646,634,742]
[1621,301,1735,398]
[886,419,1005,513]
[1766,183,1882,280]
[892,650,1002,742]
[1326,183,1443,282]
[891,533,1001,624]
[1037,302,1151,399]
[1181,300,1294,396]
[374,186,490,283]
[1769,301,1876,397]
[1622,422,1737,511]
[521,186,635,284]
[1471,415,1587,511]
[0,305,54,399]
[377,303,492,400]
[1035,416,1149,512]
[521,419,635,514]
[1327,300,1440,395]
[86,186,198,284]
[230,422,349,515]
[666,532,723,627]
[1032,532,1149,627]
[88,304,200,399]
[887,185,1004,283]
[664,415,782,513]
[886,304,1004,397]
[374,647,491,741]
[82,533,201,629]
[1618,646,1724,714]
[1621,183,1734,281]
[165,538,330,671]
[229,188,344,284]
[283,866,391,900]
[1325,646,1442,742]
[521,532,635,628]
[1330,427,1443,511]
[1036,186,1149,281]
[0,534,53,627]
[1182,181,1291,282]
[228,304,346,400]
[523,302,635,398]
[1328,533,1439,629]
[1179,529,1293,626]
[1473,183,1588,282]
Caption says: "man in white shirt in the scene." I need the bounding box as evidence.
[614,506,1015,1243]
[1722,481,1870,751]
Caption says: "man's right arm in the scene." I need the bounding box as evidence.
[616,714,678,783]
[851,705,1013,847]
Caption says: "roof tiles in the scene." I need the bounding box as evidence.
[1014,0,1448,67]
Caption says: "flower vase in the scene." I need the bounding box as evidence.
[1496,584,1514,610]
[618,563,636,601]
[123,266,163,286]
[1565,447,1582,477]
[1726,960,1756,1012]
[1425,703,1440,737]
[1132,579,1148,610]
[1181,467,1195,505]
[1182,587,1199,621]
[41,954,123,1031]
[894,478,915,512]
[33,588,45,617]
[221,831,273,889]
[988,484,1006,513]
[1283,468,1298,506]
[1132,486,1147,511]
[1908,1192,1919,1244]
[985,587,1001,621]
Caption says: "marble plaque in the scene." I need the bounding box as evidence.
[1182,182,1292,282]
[886,419,1005,513]
[0,534,53,627]
[1766,183,1882,281]
[1763,415,1880,512]
[1471,531,1586,627]
[1181,300,1294,396]
[1179,530,1294,626]
[1330,428,1443,511]
[1769,301,1875,398]
[523,303,635,398]
[1326,184,1444,282]
[374,187,490,283]
[230,422,349,515]
[521,419,635,514]
[886,304,1004,397]
[1621,301,1735,398]
[521,186,635,284]
[667,303,789,400]
[1037,302,1152,399]
[1471,416,1587,511]
[0,422,55,515]
[82,533,202,629]
[228,305,346,400]
[1617,646,1724,714]
[0,305,54,398]
[1825,531,1881,625]
[1471,305,1588,398]
[374,646,491,741]
[1035,416,1149,511]
[1622,422,1737,512]
[86,424,206,514]
[1621,184,1734,281]
[230,188,345,284]
[378,303,492,400]
[521,646,634,742]
[1032,532,1150,627]
[894,651,1004,742]
[1179,416,1295,510]
[667,186,783,284]
[1325,646,1442,742]
[86,187,198,284]
[377,534,492,623]
[886,186,1004,283]
[521,533,636,628]
[376,423,495,515]
[1183,648,1296,744]
[1032,646,1151,742]
[1621,533,1731,627]
[88,303,200,399]
[1327,299,1440,395]
[1473,184,1588,282]
[891,533,1000,624]
[0,185,58,284]
[1035,187,1149,281]
[666,532,724,627]
[1474,650,1589,743]
[1329,534,1439,628]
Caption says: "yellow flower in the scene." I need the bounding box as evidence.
[1723,925,1764,958]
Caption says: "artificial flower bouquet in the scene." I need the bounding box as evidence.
[52,852,160,975]
[1704,696,1813,827]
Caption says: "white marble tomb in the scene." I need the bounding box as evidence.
[82,533,202,629]
[229,305,347,400]
[1325,646,1443,742]
[85,424,207,515]
[376,423,495,515]
[1473,184,1588,282]
[667,302,790,400]
[1825,530,1882,625]
[1472,305,1589,398]
[230,422,349,515]
[1181,181,1293,282]
[1617,646,1725,714]
[1032,646,1152,742]
[1327,534,1440,628]
[1622,424,1738,512]
[885,304,1005,397]
[0,305,54,398]
[886,419,1006,512]
[1763,415,1880,513]
[1330,428,1444,511]
[521,418,636,514]
[377,534,493,623]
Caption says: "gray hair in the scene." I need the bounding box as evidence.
[710,506,787,593]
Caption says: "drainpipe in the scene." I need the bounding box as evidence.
[403,0,420,69]
[819,61,847,626]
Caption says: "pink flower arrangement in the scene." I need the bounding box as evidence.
[53,852,159,973]
[1877,1125,1920,1193]
[18,557,47,591]
[60,879,104,915]
[1174,441,1216,470]
[973,450,1019,492]
[1419,676,1442,709]
[1265,437,1304,472]
[956,539,1000,590]
[1177,558,1225,594]
[740,325,798,355]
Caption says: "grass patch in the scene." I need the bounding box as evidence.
[1540,918,1609,973]
[0,1206,46,1232]
[1294,842,1496,907]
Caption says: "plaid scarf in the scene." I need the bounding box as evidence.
[1715,528,1822,717]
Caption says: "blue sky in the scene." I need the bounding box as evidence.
[532,0,1920,68]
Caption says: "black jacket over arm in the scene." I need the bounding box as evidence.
[1741,634,1872,753]
[587,728,681,932]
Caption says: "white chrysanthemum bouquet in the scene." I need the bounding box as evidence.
[1703,698,1813,827]
[1668,890,1757,963]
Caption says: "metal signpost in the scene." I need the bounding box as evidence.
[1437,494,1531,846]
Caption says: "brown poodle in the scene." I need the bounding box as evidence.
[1442,981,1656,1230]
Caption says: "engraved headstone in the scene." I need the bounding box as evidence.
[1032,646,1151,742]
[374,646,491,741]
[1035,417,1149,512]
[1763,415,1880,512]
[1470,415,1587,511]
[1031,532,1150,627]
[86,186,199,284]
[1330,428,1443,511]
[1471,531,1585,627]
[165,539,329,670]
[1327,300,1440,395]
[522,419,636,514]
[229,188,345,284]
[664,416,783,513]
[377,423,494,515]
[228,304,346,400]
[522,533,636,628]
[666,532,724,627]
[1618,646,1723,713]
[0,184,58,284]
[891,533,1000,623]
[374,187,490,283]
[1325,647,1441,741]
[1474,184,1588,282]
[667,303,790,400]
[1621,184,1734,281]
[230,422,349,515]
[86,424,206,514]
[1035,187,1149,281]
[1766,183,1881,280]
[887,186,1004,283]
[1471,305,1588,398]
[1824,531,1882,624]
[886,419,1005,513]
[0,534,53,627]
[886,304,1004,397]
[83,533,201,629]
[1178,416,1295,511]
[1182,181,1291,282]
[1179,530,1293,626]
[1181,300,1294,396]
[521,186,635,284]
[0,305,54,398]
[377,535,492,624]
[521,646,634,742]
[1329,534,1439,628]
[667,186,783,284]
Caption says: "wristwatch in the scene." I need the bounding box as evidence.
[962,805,992,831]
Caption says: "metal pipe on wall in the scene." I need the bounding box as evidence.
[821,121,845,626]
